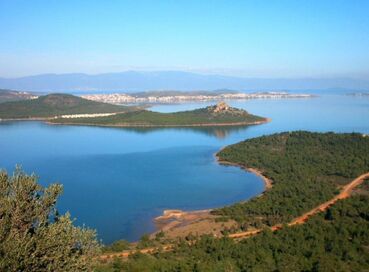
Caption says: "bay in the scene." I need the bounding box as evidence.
[0,94,368,243]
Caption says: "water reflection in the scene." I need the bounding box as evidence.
[119,125,250,139]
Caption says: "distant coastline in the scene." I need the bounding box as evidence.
[81,91,314,105]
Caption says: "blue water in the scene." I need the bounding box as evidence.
[0,94,368,243]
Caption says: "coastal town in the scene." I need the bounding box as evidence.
[81,91,313,105]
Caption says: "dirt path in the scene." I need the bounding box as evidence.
[288,172,369,226]
[100,245,173,260]
[99,172,369,260]
[229,172,369,238]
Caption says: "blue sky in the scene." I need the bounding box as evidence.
[0,0,368,78]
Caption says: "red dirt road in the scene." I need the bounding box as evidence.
[229,172,369,238]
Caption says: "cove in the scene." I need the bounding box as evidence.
[1,93,369,243]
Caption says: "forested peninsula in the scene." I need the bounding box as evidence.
[214,131,369,228]
[96,131,369,271]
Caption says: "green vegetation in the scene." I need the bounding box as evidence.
[0,93,131,119]
[0,89,36,103]
[0,93,265,127]
[102,240,131,253]
[214,131,369,228]
[52,103,266,127]
[2,132,368,271]
[95,132,369,271]
[0,167,100,271]
[96,194,369,271]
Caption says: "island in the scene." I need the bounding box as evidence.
[0,93,268,127]
[50,101,268,127]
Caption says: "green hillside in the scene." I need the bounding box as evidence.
[0,89,37,103]
[214,131,369,227]
[96,132,369,271]
[0,93,131,119]
[97,194,369,271]
[51,102,267,127]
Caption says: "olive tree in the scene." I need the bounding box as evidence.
[0,168,100,271]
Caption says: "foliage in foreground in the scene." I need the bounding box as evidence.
[0,168,100,272]
[96,194,369,271]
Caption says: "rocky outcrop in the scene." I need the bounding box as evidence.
[213,102,230,113]
[208,101,247,116]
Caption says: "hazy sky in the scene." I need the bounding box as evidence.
[0,0,368,78]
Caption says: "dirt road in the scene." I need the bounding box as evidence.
[100,172,369,259]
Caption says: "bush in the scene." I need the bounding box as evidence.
[0,167,100,271]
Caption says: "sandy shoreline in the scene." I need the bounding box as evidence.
[153,150,273,237]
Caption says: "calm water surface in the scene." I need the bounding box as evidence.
[0,94,368,243]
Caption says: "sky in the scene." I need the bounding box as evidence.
[0,0,369,78]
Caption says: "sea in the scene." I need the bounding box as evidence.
[0,92,368,243]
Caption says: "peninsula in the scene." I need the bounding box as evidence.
[97,131,369,271]
[151,131,369,239]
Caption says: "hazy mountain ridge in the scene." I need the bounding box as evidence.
[0,71,368,92]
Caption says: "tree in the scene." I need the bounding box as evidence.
[0,168,100,271]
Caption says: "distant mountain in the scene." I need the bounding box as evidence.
[0,71,368,92]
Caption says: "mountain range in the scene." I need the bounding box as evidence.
[0,71,368,93]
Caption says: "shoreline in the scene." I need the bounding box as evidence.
[214,148,272,190]
[152,149,273,236]
[0,117,270,128]
[100,172,369,259]
[46,118,271,128]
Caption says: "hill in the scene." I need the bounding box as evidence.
[0,71,368,92]
[0,93,131,119]
[0,89,38,103]
[51,102,267,127]
[214,131,369,227]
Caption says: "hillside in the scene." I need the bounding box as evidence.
[97,195,369,271]
[0,89,37,103]
[214,131,369,227]
[51,102,267,127]
[96,132,369,271]
[0,93,131,119]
